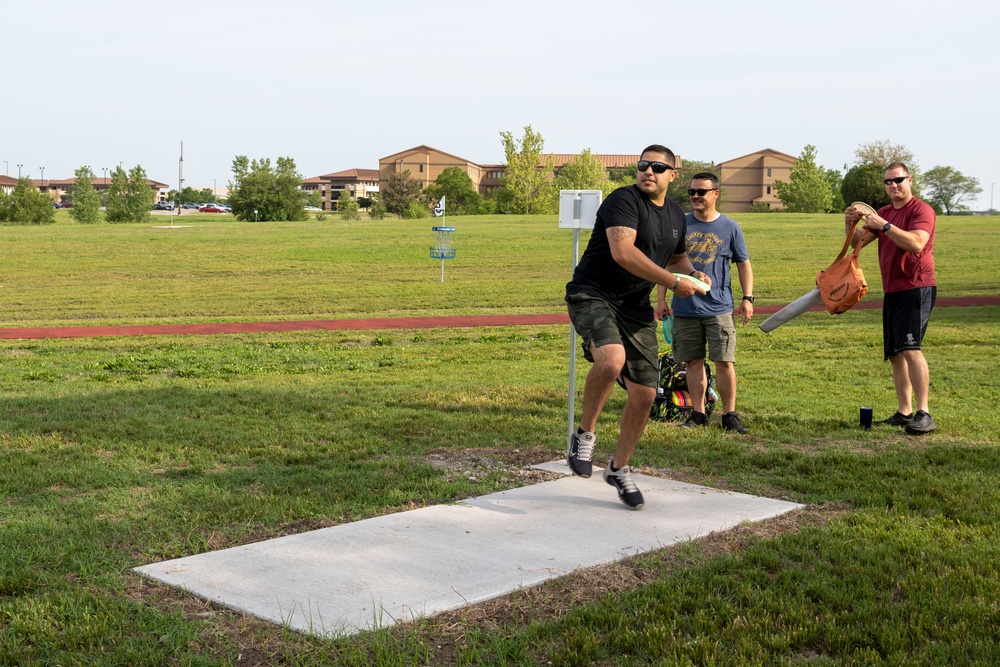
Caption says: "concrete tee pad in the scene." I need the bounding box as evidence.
[135,461,801,638]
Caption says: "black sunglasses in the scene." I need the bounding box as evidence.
[688,188,719,197]
[637,160,674,174]
[884,176,908,185]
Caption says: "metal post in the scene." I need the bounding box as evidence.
[567,194,582,448]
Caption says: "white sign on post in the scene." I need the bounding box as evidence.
[558,190,602,229]
[558,190,602,453]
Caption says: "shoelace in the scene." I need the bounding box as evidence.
[576,438,595,462]
[614,466,639,493]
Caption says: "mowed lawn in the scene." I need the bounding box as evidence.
[1,212,998,666]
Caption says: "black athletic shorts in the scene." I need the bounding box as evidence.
[565,292,659,387]
[883,286,936,360]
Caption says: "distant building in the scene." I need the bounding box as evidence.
[718,148,796,212]
[32,177,170,204]
[304,146,683,209]
[303,169,380,211]
[0,175,17,195]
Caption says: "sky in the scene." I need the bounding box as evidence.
[4,0,998,208]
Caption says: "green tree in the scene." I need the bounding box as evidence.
[0,177,56,224]
[554,149,611,197]
[496,125,555,214]
[422,167,482,215]
[841,163,891,210]
[403,200,429,219]
[824,168,845,213]
[105,165,155,223]
[228,156,306,222]
[380,169,423,217]
[337,190,360,220]
[307,189,323,208]
[923,165,982,215]
[69,166,102,224]
[368,193,387,220]
[773,145,833,213]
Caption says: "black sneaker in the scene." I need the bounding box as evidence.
[680,411,708,429]
[905,410,936,435]
[722,411,748,434]
[603,458,644,510]
[566,429,595,478]
[874,411,913,427]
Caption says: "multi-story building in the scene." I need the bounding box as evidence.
[717,148,796,212]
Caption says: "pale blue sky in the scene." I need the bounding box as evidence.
[4,0,997,208]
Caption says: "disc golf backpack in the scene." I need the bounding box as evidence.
[651,353,718,422]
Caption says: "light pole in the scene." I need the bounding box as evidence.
[40,166,45,186]
[103,167,107,187]
[17,164,24,178]
[213,179,217,199]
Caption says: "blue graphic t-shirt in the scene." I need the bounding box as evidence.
[671,212,749,317]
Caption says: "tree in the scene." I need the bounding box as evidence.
[69,166,102,224]
[853,139,922,197]
[105,165,155,223]
[853,140,917,168]
[368,193,387,220]
[0,177,56,224]
[923,166,982,215]
[772,145,832,213]
[422,166,482,215]
[403,200,429,219]
[228,156,306,222]
[380,169,423,217]
[554,149,612,198]
[307,189,323,209]
[824,168,845,213]
[496,125,555,214]
[337,190,360,220]
[841,163,891,210]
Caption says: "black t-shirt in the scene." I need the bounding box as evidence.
[566,185,687,320]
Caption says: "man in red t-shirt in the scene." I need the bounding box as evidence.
[845,162,937,434]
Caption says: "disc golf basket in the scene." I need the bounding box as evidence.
[430,226,456,282]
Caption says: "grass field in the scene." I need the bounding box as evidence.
[1,212,999,665]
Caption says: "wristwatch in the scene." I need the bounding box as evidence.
[882,223,891,233]
[742,295,754,303]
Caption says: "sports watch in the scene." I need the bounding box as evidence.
[882,223,891,233]
[742,296,754,303]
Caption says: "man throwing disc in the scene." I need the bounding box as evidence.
[565,145,709,509]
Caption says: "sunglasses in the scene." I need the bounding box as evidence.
[637,160,674,174]
[884,176,909,185]
[688,188,718,197]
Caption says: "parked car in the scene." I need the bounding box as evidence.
[181,202,200,210]
[59,202,73,208]
[304,205,321,211]
[153,202,174,211]
[199,204,226,213]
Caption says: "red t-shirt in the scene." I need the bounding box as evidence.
[877,197,936,293]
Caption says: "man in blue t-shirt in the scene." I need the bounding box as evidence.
[667,172,754,433]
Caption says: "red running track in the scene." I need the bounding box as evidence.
[0,296,997,340]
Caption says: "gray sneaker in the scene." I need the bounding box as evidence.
[905,410,936,435]
[566,429,595,477]
[603,458,644,510]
